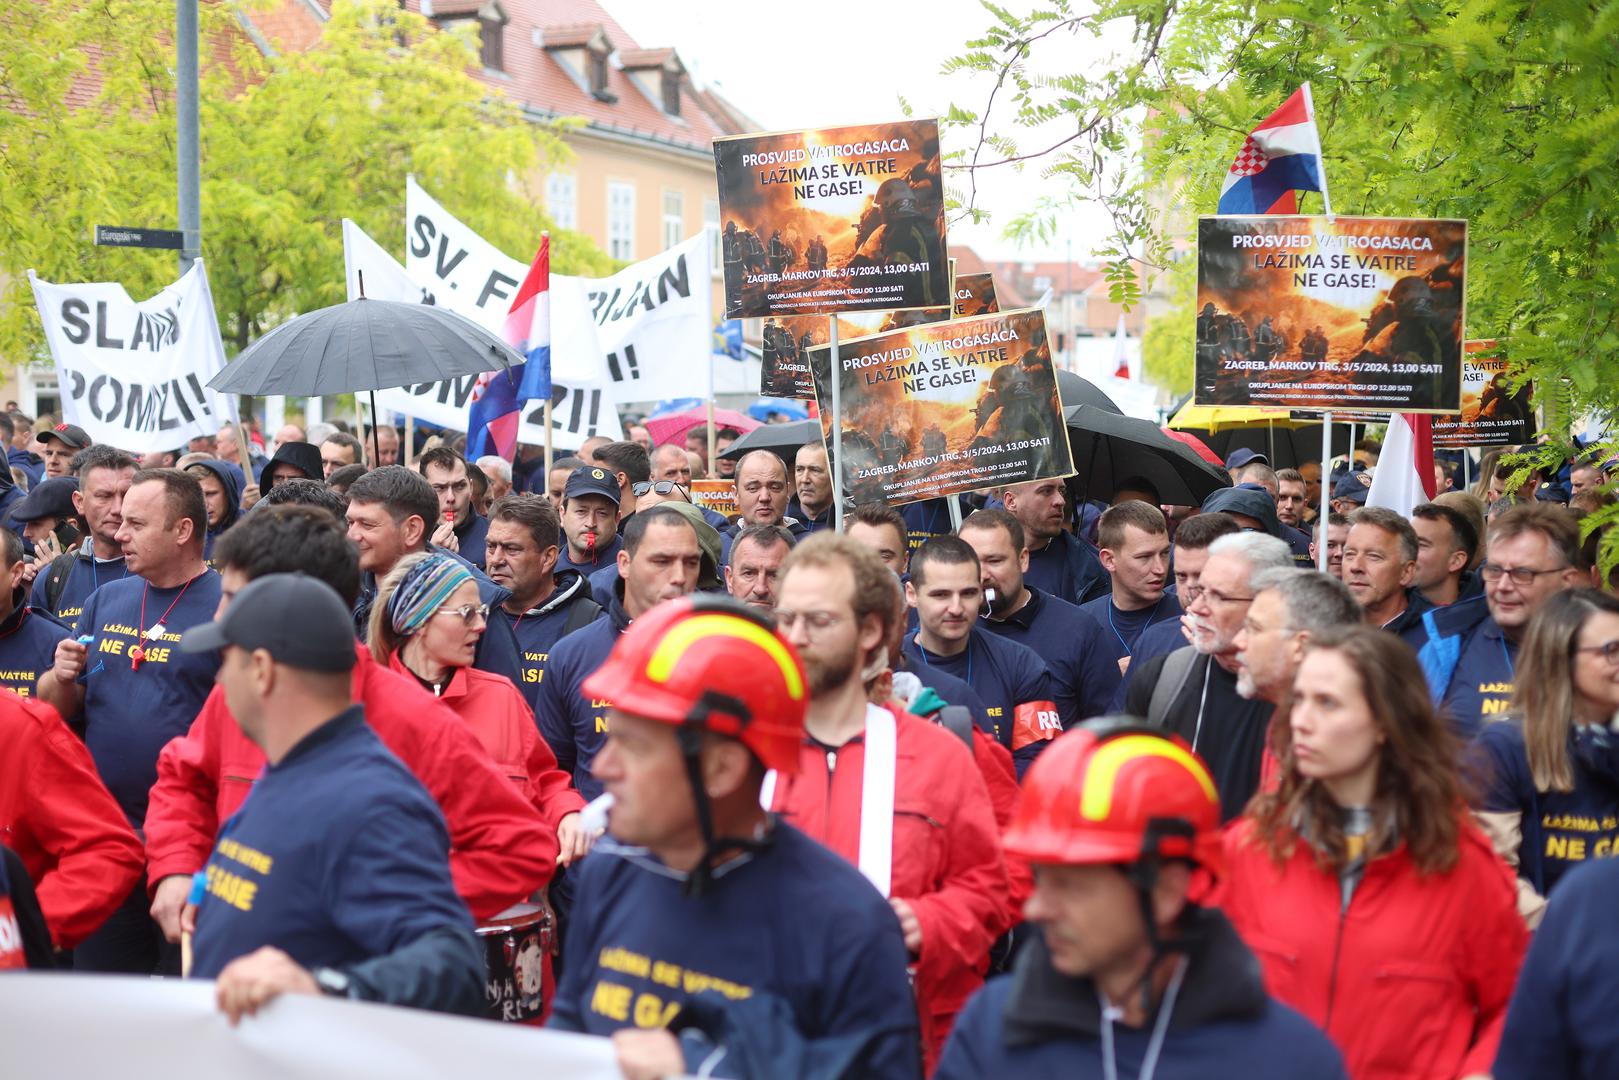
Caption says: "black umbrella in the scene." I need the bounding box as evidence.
[1193,422,1353,470]
[1064,403,1231,506]
[209,298,522,464]
[717,419,821,466]
[1056,369,1124,415]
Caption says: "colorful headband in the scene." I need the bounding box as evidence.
[386,554,473,638]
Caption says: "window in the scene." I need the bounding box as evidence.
[608,182,636,260]
[478,15,503,71]
[546,173,577,230]
[704,198,721,273]
[588,47,610,99]
[662,190,684,251]
[661,70,681,116]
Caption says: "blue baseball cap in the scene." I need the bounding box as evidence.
[564,465,620,506]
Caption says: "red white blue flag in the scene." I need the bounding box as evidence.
[467,238,550,460]
[1217,85,1330,215]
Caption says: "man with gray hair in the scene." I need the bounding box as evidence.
[1343,505,1432,648]
[475,455,512,509]
[1124,532,1294,821]
[1233,569,1361,704]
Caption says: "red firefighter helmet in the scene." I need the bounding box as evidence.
[582,595,807,773]
[1005,719,1223,873]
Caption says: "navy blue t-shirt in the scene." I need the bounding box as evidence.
[903,626,1061,775]
[453,513,491,571]
[75,569,223,826]
[535,596,629,799]
[1111,617,1190,711]
[982,587,1119,723]
[1441,615,1517,739]
[492,570,603,712]
[1494,857,1619,1079]
[191,707,472,979]
[1022,530,1111,607]
[899,499,953,553]
[1473,718,1619,898]
[555,534,623,577]
[550,825,920,1079]
[30,549,130,625]
[0,603,69,702]
[1079,592,1184,666]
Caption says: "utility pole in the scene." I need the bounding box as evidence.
[177,0,201,276]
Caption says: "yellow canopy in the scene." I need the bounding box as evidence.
[1167,401,1309,433]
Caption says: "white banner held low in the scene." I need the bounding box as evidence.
[343,218,620,450]
[28,261,234,454]
[0,974,619,1079]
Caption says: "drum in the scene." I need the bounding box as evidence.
[476,901,555,1023]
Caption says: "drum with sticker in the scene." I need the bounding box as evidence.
[476,901,554,1023]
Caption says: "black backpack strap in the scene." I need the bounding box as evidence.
[934,705,975,752]
[560,595,603,639]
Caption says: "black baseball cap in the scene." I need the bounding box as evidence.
[181,573,356,672]
[38,423,91,450]
[10,476,79,523]
[564,465,620,506]
[1332,472,1372,504]
[1225,447,1269,470]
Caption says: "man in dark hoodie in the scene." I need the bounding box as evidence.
[1200,482,1314,567]
[186,460,243,564]
[30,446,137,624]
[935,721,1347,1080]
[0,526,71,700]
[483,493,601,713]
[260,441,324,493]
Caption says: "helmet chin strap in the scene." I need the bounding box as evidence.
[676,693,772,898]
[1124,819,1201,1019]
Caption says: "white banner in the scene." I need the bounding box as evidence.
[343,217,620,450]
[1,974,619,1079]
[28,261,235,454]
[578,232,714,403]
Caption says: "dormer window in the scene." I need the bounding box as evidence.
[588,44,610,99]
[479,11,504,71]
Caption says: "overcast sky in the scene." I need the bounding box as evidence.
[608,0,1122,264]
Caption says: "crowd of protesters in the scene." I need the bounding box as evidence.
[3,407,1619,1079]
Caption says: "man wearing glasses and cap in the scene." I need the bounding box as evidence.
[181,573,483,1023]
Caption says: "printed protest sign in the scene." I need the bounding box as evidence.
[714,119,948,319]
[1195,215,1466,412]
[807,308,1071,505]
[689,479,739,523]
[953,272,999,317]
[1431,340,1532,448]
[28,261,234,454]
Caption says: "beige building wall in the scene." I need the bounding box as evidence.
[534,128,726,322]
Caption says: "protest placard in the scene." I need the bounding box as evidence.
[1195,215,1466,412]
[714,119,949,319]
[28,262,234,454]
[953,272,999,317]
[689,479,739,523]
[806,308,1071,505]
[1431,340,1533,448]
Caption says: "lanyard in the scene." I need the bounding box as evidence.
[1107,594,1166,655]
[132,572,202,670]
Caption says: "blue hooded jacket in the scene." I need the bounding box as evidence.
[190,459,244,559]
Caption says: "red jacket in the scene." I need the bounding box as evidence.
[387,653,585,832]
[0,690,143,949]
[968,727,1031,913]
[145,643,557,921]
[770,705,1010,1073]
[1219,816,1527,1080]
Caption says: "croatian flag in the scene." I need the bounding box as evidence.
[467,238,550,460]
[1217,85,1330,215]
[1367,413,1436,518]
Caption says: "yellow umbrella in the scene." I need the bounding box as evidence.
[1168,400,1308,434]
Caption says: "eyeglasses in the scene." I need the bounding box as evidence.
[435,603,490,626]
[1479,563,1569,586]
[1201,589,1255,606]
[1576,640,1619,665]
[632,480,689,498]
[770,608,844,634]
[1175,582,1205,601]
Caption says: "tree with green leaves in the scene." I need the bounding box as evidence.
[0,0,612,361]
[939,0,1619,429]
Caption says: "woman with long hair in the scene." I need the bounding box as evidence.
[369,553,590,865]
[1471,588,1619,927]
[1220,625,1526,1080]
[1473,447,1504,504]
